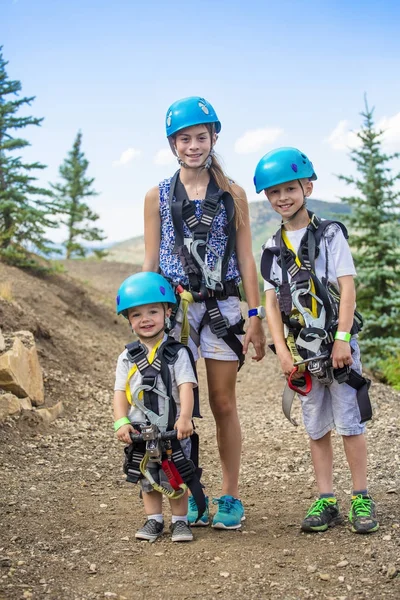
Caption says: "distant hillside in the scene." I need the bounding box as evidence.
[106,198,350,265]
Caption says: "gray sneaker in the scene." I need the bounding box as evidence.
[135,519,164,542]
[170,520,193,542]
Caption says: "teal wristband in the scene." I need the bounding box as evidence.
[114,417,131,431]
[335,331,351,342]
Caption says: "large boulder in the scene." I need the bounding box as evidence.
[0,331,44,405]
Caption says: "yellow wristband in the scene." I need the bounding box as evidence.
[335,331,351,342]
[114,417,131,431]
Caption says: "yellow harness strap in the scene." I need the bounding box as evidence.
[281,227,318,317]
[125,339,163,405]
[177,289,195,346]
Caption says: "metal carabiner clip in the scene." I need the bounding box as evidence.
[191,239,224,291]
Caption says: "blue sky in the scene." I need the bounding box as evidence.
[2,0,400,244]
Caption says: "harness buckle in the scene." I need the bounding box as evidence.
[201,197,221,216]
[209,315,230,339]
[141,424,158,440]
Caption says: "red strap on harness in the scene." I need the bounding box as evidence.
[288,368,312,396]
[161,458,184,491]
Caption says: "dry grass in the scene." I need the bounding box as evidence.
[0,281,13,302]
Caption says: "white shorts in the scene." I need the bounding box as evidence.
[171,296,244,362]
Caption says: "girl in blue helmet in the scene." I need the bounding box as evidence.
[113,272,201,542]
[254,147,378,535]
[143,96,266,530]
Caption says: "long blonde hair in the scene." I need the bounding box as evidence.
[204,124,244,229]
[208,152,244,229]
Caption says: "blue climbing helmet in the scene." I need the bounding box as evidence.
[116,272,177,317]
[165,96,221,138]
[253,147,317,194]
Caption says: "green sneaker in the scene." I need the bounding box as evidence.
[349,495,379,534]
[301,497,343,532]
[212,495,245,530]
[187,495,210,527]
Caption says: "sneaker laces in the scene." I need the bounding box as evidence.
[351,495,373,517]
[212,496,236,513]
[306,498,335,517]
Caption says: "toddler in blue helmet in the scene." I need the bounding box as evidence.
[113,271,203,543]
[254,147,378,535]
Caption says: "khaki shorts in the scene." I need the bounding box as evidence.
[171,296,244,362]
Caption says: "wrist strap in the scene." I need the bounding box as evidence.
[335,331,351,342]
[114,417,131,431]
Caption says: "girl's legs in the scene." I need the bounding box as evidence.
[205,358,241,498]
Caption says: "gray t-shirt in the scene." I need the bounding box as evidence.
[114,335,198,424]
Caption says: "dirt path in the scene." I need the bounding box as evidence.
[1,261,399,600]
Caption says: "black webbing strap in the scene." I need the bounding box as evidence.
[160,337,202,420]
[168,171,237,285]
[334,368,372,423]
[201,296,245,370]
[126,342,161,414]
[171,437,206,522]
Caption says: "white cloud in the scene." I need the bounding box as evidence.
[153,148,175,166]
[327,112,400,151]
[326,120,361,151]
[112,147,141,167]
[234,127,284,154]
[378,112,400,144]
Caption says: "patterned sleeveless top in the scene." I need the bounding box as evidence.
[158,176,241,286]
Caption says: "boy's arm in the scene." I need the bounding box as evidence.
[113,390,134,444]
[331,275,356,369]
[265,289,298,379]
[174,382,194,440]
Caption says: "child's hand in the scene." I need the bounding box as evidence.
[331,340,353,370]
[174,416,193,440]
[116,423,135,444]
[277,348,302,380]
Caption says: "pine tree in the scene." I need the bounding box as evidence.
[0,46,58,268]
[51,131,106,259]
[338,97,400,367]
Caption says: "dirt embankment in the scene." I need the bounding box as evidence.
[0,260,399,600]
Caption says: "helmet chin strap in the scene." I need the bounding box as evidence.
[281,179,307,226]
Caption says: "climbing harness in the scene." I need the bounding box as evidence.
[167,170,245,368]
[122,336,206,521]
[261,211,372,425]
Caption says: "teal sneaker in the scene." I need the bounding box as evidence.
[212,495,245,530]
[188,495,210,527]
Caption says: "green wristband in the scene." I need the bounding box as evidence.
[335,331,351,342]
[114,417,131,431]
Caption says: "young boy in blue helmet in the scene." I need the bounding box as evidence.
[254,147,378,534]
[114,271,202,543]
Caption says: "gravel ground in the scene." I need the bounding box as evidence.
[0,260,399,600]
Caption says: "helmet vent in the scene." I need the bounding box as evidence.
[160,286,166,296]
[291,163,298,173]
